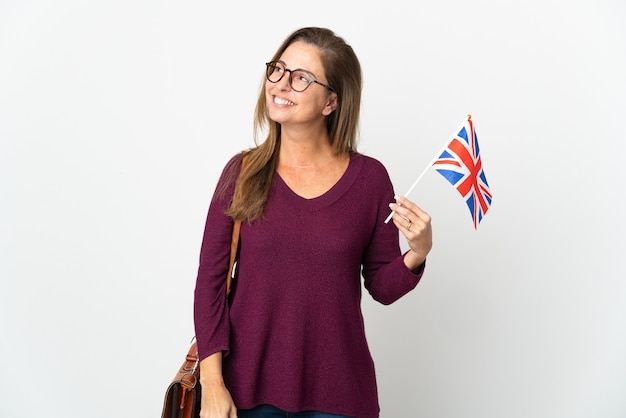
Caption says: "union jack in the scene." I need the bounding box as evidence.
[432,118,493,229]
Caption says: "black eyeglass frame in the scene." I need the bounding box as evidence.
[265,61,335,93]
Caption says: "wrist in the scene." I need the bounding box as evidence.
[404,250,426,272]
[199,351,225,386]
[200,376,225,387]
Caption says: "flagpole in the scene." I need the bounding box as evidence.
[384,114,472,224]
[384,146,447,224]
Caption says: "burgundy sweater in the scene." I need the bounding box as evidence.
[194,152,424,418]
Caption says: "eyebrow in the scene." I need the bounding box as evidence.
[277,60,319,79]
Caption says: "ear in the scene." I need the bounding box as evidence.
[322,93,338,116]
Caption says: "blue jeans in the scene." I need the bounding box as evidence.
[238,404,352,418]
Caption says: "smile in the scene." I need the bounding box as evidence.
[273,96,295,106]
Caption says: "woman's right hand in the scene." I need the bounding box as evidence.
[198,351,237,418]
[199,381,237,418]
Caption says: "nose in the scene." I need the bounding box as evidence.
[277,69,292,91]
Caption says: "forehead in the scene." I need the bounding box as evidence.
[279,41,325,74]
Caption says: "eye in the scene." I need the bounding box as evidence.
[293,70,312,84]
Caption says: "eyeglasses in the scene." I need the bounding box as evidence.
[265,61,334,92]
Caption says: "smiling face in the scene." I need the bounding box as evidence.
[265,41,337,130]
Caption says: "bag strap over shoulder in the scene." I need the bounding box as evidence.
[226,220,240,295]
[226,152,248,295]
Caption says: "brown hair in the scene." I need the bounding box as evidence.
[225,27,362,223]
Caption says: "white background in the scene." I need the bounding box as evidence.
[1,1,625,417]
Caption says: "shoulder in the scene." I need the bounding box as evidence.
[347,152,394,200]
[219,151,246,177]
[346,153,395,218]
[214,151,246,192]
[351,152,391,179]
[224,151,245,171]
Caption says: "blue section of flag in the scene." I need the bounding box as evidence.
[434,168,464,185]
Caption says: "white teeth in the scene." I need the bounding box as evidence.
[274,97,295,106]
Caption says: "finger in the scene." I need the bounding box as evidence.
[388,207,414,232]
[388,203,409,224]
[410,204,430,223]
[389,201,414,224]
[393,195,414,208]
[391,209,430,239]
[394,196,430,223]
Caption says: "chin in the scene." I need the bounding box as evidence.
[267,110,288,125]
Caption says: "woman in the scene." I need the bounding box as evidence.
[194,27,432,418]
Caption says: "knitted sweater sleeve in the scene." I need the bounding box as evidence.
[193,154,242,361]
[361,158,425,305]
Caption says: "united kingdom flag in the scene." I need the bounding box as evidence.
[432,117,493,229]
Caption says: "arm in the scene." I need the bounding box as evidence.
[193,155,243,417]
[361,160,432,304]
[198,352,237,418]
[194,155,243,360]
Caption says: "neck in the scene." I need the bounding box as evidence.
[278,147,338,168]
[278,129,337,169]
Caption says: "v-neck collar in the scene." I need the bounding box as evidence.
[274,152,363,211]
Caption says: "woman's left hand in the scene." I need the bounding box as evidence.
[389,195,432,272]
